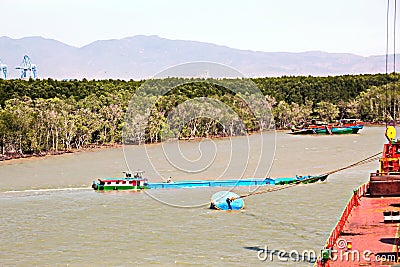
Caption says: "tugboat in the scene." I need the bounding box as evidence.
[92,170,149,191]
[315,126,400,266]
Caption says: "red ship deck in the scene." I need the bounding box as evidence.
[327,196,400,266]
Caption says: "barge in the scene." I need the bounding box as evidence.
[92,173,328,191]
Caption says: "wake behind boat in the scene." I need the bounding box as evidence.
[91,172,328,191]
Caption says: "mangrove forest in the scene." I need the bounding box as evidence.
[0,73,399,157]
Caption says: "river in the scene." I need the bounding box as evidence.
[0,126,386,266]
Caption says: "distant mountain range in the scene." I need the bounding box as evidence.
[0,35,397,80]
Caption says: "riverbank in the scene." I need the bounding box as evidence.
[0,122,382,163]
[0,144,122,162]
[364,121,390,127]
[0,132,259,162]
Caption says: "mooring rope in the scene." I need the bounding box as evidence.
[321,152,381,176]
[237,182,300,199]
[231,152,382,201]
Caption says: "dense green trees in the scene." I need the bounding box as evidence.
[0,73,399,156]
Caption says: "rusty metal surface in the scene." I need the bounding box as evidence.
[327,196,400,266]
[370,175,400,196]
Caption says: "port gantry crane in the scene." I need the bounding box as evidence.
[0,59,7,79]
[16,55,37,80]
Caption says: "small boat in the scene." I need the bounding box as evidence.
[289,126,353,135]
[92,173,328,191]
[210,191,244,210]
[288,128,317,135]
[288,120,363,135]
[209,174,328,211]
[330,126,354,134]
[91,171,149,191]
[337,118,364,133]
[313,126,353,135]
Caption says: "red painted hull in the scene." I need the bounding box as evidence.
[318,187,400,266]
[317,182,400,265]
[316,127,400,266]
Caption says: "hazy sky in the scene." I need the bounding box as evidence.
[2,0,396,56]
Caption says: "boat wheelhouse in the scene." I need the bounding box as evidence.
[369,126,400,196]
[92,170,149,191]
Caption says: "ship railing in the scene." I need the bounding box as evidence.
[371,172,400,177]
[314,182,369,267]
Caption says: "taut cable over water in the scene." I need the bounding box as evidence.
[211,152,382,210]
[321,152,382,176]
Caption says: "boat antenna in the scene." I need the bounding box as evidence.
[386,0,390,125]
[393,0,397,124]
[385,0,398,126]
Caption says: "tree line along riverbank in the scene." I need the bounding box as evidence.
[0,73,399,158]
